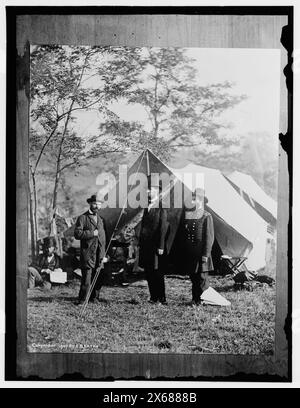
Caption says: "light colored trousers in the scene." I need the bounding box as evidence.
[28,267,51,289]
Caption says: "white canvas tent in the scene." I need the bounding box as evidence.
[226,171,277,227]
[64,150,269,272]
[171,163,269,271]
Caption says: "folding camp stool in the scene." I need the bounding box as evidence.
[221,255,258,290]
[109,240,130,286]
[220,255,248,277]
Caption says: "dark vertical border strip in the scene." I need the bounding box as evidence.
[5,8,17,380]
[279,7,293,382]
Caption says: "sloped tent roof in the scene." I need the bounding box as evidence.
[226,171,277,227]
[64,150,268,271]
[170,163,269,271]
[99,149,183,248]
[64,150,183,248]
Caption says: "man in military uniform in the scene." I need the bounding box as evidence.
[183,189,214,305]
[74,194,108,304]
[138,175,170,304]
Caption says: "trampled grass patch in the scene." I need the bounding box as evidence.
[27,275,275,354]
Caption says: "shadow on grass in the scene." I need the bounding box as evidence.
[28,296,79,303]
[216,284,236,293]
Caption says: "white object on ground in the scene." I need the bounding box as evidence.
[200,286,231,306]
[50,268,67,284]
[73,268,82,277]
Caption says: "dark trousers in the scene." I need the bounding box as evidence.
[79,265,105,302]
[190,271,209,302]
[145,253,167,302]
[185,252,209,302]
[146,267,166,302]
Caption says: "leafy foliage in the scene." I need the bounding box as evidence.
[31,45,273,237]
[98,47,247,161]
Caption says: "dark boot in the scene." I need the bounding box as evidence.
[146,267,158,302]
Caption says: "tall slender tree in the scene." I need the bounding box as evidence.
[98,47,247,160]
[30,45,248,253]
[29,45,137,253]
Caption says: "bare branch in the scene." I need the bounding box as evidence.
[56,95,104,121]
[33,121,59,174]
[170,142,204,148]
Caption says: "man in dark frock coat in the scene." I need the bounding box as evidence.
[74,194,108,304]
[138,176,170,304]
[183,189,214,305]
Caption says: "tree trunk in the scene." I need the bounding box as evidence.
[29,167,39,257]
[52,125,66,211]
[51,106,74,211]
[32,172,38,245]
[51,54,88,211]
[52,169,60,211]
[28,181,36,262]
[153,73,159,137]
[153,114,159,138]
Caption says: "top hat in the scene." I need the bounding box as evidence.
[43,236,57,249]
[87,194,103,204]
[192,187,205,198]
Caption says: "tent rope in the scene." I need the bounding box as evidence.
[79,150,147,318]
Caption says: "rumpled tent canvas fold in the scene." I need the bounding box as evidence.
[226,170,277,227]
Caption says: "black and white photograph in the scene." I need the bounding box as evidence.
[27,44,280,355]
[9,8,292,381]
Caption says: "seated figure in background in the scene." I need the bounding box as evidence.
[109,232,140,286]
[127,235,140,274]
[28,236,60,290]
[109,242,129,286]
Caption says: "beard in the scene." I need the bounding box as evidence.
[185,200,204,219]
[185,207,204,220]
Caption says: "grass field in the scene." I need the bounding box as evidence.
[27,273,275,354]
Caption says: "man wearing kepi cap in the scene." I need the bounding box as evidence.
[183,188,214,305]
[74,194,108,304]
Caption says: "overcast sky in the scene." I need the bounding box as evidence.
[73,47,281,143]
[188,48,281,139]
